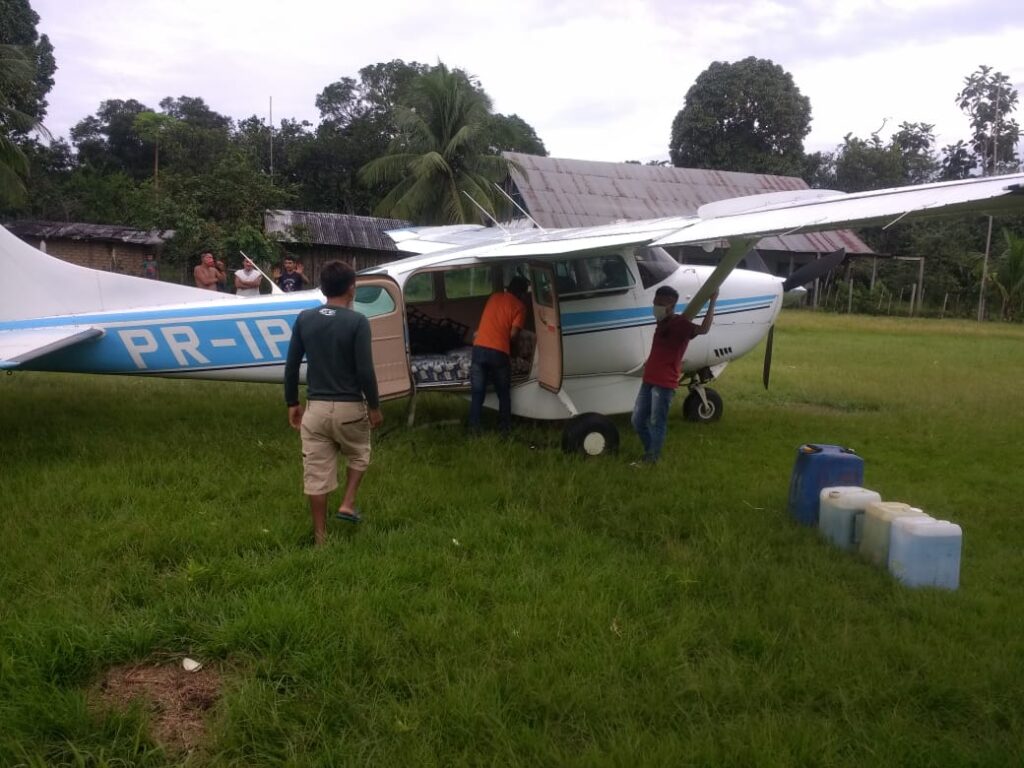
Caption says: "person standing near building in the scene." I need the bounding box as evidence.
[468,276,530,435]
[193,252,224,291]
[234,257,263,297]
[284,261,382,546]
[142,253,158,280]
[632,286,718,464]
[277,256,306,292]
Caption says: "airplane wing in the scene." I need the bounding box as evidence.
[389,218,691,260]
[386,225,493,254]
[0,327,103,369]
[650,173,1024,319]
[384,174,1024,302]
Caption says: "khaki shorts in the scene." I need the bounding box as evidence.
[300,400,371,495]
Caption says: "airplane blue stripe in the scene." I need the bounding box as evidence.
[561,294,776,329]
[561,294,774,331]
[0,297,322,331]
[563,303,774,335]
[2,292,776,332]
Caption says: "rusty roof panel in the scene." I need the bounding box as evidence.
[3,220,173,245]
[264,210,411,251]
[505,153,874,254]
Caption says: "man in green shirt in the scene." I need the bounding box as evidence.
[284,261,382,546]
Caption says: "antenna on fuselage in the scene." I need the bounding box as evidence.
[492,183,546,232]
[240,250,284,295]
[462,192,511,239]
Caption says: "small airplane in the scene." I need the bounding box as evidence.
[2,173,1023,455]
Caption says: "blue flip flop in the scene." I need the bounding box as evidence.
[334,508,362,523]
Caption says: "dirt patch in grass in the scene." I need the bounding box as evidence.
[96,662,222,753]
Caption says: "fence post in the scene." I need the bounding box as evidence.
[941,292,948,318]
[908,284,917,317]
[917,257,925,315]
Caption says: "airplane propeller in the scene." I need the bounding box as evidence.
[763,248,847,389]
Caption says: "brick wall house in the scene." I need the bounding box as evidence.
[3,221,173,278]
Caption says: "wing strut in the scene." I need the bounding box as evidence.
[682,238,757,321]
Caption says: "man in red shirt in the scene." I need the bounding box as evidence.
[632,285,718,463]
[469,276,530,434]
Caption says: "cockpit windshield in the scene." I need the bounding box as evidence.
[634,247,680,288]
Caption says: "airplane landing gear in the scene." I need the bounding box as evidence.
[682,385,723,423]
[561,412,620,456]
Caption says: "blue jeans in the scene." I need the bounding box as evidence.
[631,382,676,462]
[469,346,512,432]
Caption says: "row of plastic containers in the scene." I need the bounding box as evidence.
[788,444,962,590]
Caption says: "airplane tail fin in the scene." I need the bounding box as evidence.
[0,224,230,322]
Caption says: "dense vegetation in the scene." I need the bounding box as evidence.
[0,0,1021,316]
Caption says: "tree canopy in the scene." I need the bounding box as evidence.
[0,0,55,203]
[359,63,519,224]
[669,57,811,176]
[956,65,1020,175]
[1,47,548,263]
[0,0,55,129]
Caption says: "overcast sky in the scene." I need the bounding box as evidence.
[31,0,1024,164]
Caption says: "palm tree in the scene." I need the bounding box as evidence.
[359,63,517,225]
[0,44,36,205]
[992,229,1024,321]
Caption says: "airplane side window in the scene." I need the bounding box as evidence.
[552,260,579,295]
[354,285,397,318]
[444,267,493,299]
[404,272,435,304]
[555,255,635,300]
[587,255,634,290]
[531,269,555,307]
[634,247,680,289]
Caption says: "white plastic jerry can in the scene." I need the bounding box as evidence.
[818,487,883,551]
[859,501,929,568]
[888,517,962,590]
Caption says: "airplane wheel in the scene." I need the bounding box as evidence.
[683,388,723,423]
[561,413,619,456]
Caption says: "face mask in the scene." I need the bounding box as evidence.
[652,305,669,321]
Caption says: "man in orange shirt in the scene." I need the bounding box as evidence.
[469,276,530,434]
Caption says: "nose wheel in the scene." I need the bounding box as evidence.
[682,386,723,423]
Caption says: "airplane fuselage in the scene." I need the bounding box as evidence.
[3,251,782,419]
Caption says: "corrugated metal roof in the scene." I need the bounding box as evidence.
[264,210,412,252]
[505,153,874,255]
[3,220,173,246]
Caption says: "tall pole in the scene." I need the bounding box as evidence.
[977,82,998,322]
[978,216,994,321]
[269,96,274,181]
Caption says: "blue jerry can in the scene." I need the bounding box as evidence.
[787,444,865,526]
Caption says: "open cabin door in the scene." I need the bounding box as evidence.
[354,276,412,401]
[529,262,563,393]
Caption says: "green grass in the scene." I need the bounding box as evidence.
[2,311,1024,766]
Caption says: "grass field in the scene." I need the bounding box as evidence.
[2,311,1023,766]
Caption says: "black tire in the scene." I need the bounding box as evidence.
[561,412,620,456]
[682,388,723,423]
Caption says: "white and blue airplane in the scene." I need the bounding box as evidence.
[2,173,1023,454]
